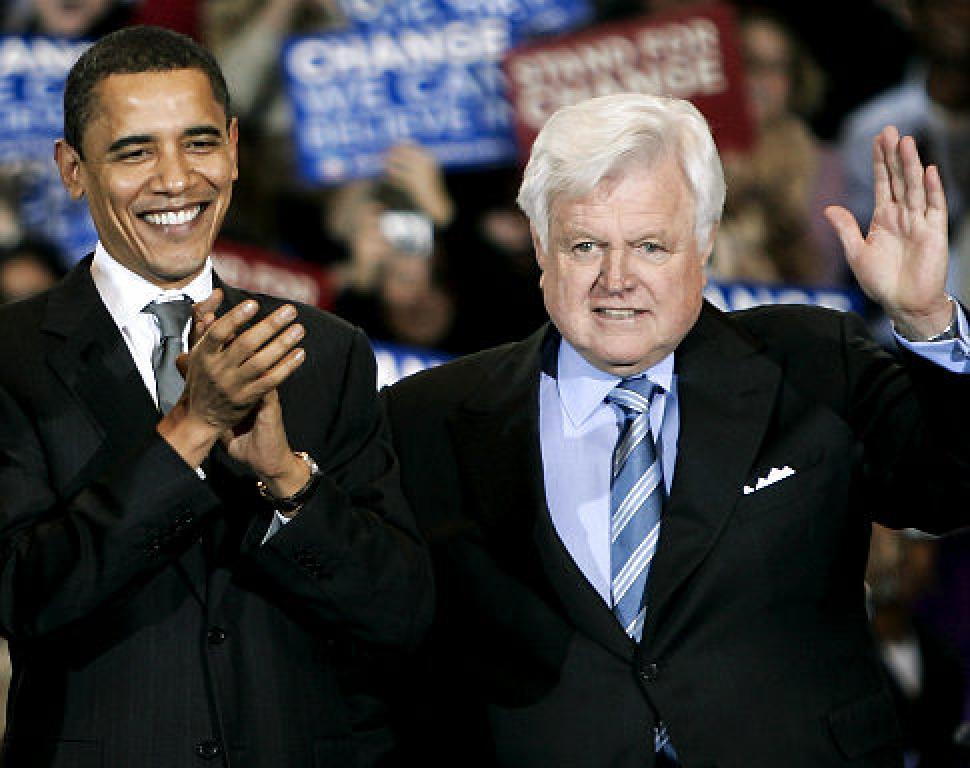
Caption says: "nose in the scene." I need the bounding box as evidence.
[154,147,191,195]
[601,247,632,294]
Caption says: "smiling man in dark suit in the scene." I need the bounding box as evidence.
[0,26,432,767]
[382,93,970,767]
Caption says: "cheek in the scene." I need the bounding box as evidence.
[203,157,236,189]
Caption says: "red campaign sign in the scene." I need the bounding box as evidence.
[503,2,753,159]
[212,239,335,310]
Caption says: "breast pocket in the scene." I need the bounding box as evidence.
[734,456,829,520]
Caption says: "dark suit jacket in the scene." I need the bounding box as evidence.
[0,258,433,767]
[382,301,970,768]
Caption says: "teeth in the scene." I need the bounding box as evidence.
[143,206,202,226]
[598,309,636,318]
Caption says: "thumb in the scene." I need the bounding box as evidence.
[824,205,865,263]
[190,288,223,347]
[175,352,189,378]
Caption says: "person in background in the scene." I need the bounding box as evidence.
[383,92,970,767]
[328,144,469,353]
[0,237,65,303]
[2,0,131,38]
[867,525,967,768]
[202,0,345,256]
[713,8,847,286]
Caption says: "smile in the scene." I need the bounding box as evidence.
[595,309,642,319]
[141,204,204,227]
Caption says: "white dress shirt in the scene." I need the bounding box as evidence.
[90,242,213,409]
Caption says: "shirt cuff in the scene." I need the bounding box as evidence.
[260,510,293,546]
[894,301,970,374]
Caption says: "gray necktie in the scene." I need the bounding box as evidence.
[142,298,193,414]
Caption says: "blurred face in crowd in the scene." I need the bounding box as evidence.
[866,525,938,610]
[534,155,711,376]
[0,255,59,303]
[33,0,114,38]
[55,69,238,289]
[380,252,454,347]
[742,17,793,127]
[909,0,970,65]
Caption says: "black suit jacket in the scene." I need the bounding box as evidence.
[382,301,970,768]
[0,259,433,767]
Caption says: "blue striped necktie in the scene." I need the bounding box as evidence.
[606,377,663,643]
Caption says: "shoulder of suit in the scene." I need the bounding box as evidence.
[0,289,50,347]
[725,303,859,343]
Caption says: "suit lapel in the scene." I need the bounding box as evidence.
[42,259,209,606]
[43,260,158,460]
[448,326,634,660]
[643,302,781,641]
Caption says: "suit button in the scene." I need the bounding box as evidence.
[207,627,227,645]
[195,739,222,760]
[640,663,659,683]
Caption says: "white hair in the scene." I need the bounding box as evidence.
[516,93,726,252]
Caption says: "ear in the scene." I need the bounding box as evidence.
[54,139,85,200]
[530,222,547,271]
[227,117,240,182]
[700,220,720,266]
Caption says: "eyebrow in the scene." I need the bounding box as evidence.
[106,125,224,154]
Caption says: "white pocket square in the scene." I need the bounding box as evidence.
[743,465,796,495]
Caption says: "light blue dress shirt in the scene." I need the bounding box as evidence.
[540,308,970,607]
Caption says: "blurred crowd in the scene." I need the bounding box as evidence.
[1,0,970,762]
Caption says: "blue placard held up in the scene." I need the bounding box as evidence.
[284,0,591,185]
[0,36,95,265]
[336,0,592,36]
[705,280,865,315]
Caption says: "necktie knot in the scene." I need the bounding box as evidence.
[143,298,193,340]
[607,377,656,419]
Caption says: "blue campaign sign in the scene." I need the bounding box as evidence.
[0,36,95,264]
[284,19,521,184]
[705,280,865,315]
[285,0,591,185]
[336,0,592,36]
[371,340,451,388]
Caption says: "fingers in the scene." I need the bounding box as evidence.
[900,135,926,212]
[190,287,223,347]
[189,299,306,407]
[200,299,259,352]
[824,205,865,262]
[226,304,301,368]
[872,132,892,210]
[925,164,948,218]
[875,126,939,216]
[875,126,907,208]
[234,309,306,385]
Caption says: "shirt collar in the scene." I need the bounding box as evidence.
[556,338,674,428]
[91,241,214,331]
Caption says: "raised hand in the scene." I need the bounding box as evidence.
[384,142,454,227]
[824,126,952,340]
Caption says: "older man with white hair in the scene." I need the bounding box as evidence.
[383,92,970,767]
